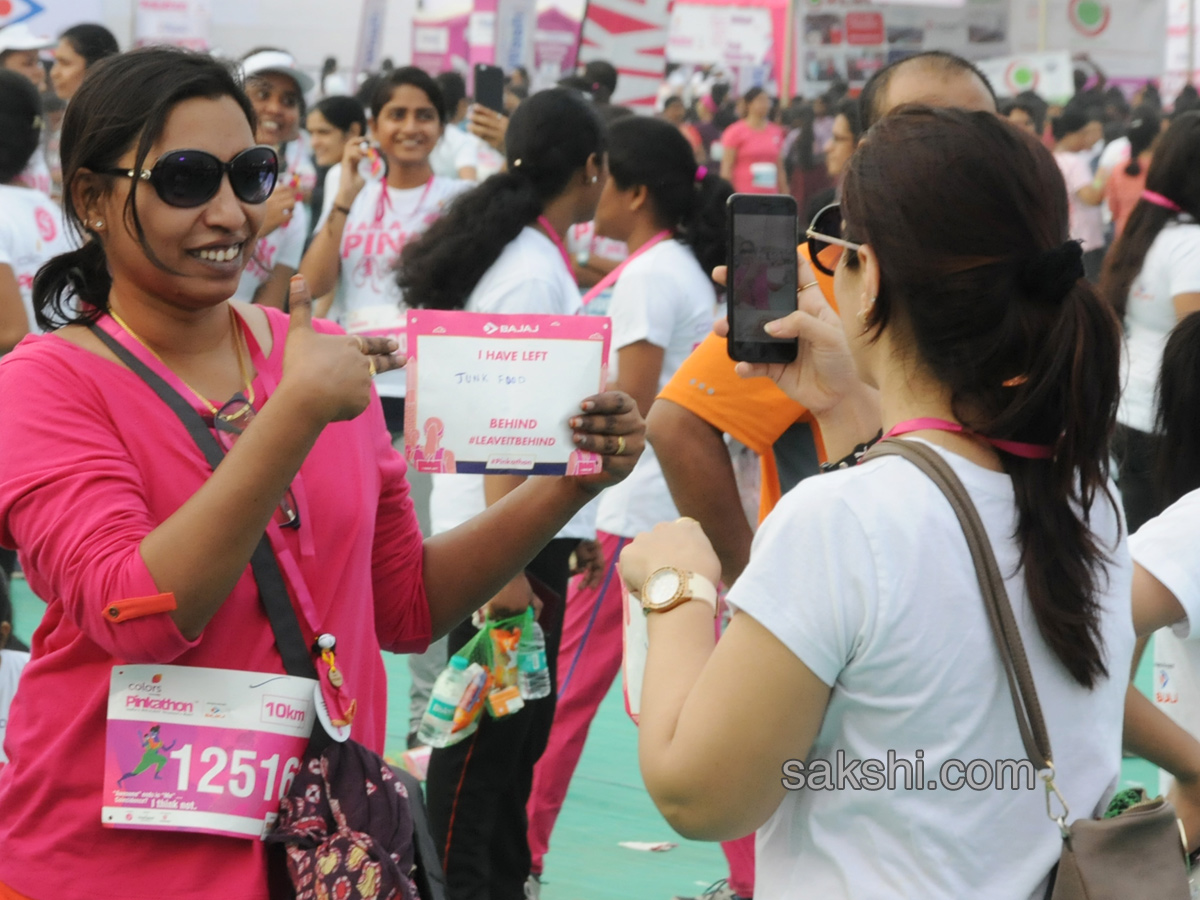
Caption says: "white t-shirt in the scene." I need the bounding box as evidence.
[729,442,1132,900]
[14,153,52,197]
[1117,219,1200,433]
[0,648,30,764]
[233,202,309,303]
[1132,488,1200,775]
[428,226,584,537]
[319,176,468,399]
[429,125,489,181]
[0,185,72,333]
[1055,150,1105,252]
[595,240,715,537]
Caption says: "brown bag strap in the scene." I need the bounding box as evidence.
[861,438,1053,770]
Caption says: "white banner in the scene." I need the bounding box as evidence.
[497,0,538,72]
[1007,0,1166,80]
[134,0,211,50]
[667,4,774,67]
[1,0,104,34]
[1163,0,1200,103]
[977,50,1073,101]
[352,0,389,87]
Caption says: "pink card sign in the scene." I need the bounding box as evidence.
[103,664,316,840]
[404,309,611,476]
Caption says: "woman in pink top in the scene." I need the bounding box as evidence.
[0,47,643,900]
[719,87,787,195]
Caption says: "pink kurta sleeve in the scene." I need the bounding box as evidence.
[0,342,201,662]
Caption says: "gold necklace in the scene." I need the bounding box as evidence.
[108,304,256,416]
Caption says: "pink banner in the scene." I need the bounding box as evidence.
[577,0,673,107]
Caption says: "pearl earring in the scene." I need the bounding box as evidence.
[94,220,104,230]
[590,176,598,184]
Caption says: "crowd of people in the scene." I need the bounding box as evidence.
[4,16,1200,900]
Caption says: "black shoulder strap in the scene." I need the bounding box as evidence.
[88,322,318,682]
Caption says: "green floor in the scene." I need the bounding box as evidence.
[8,579,1160,899]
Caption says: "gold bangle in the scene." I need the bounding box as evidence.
[800,280,820,292]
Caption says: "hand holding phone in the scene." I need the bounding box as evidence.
[725,193,799,363]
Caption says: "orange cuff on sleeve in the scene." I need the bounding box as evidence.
[104,592,177,623]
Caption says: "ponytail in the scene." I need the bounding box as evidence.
[33,241,111,330]
[1154,311,1200,507]
[606,116,733,283]
[843,107,1123,689]
[398,88,605,310]
[684,170,734,279]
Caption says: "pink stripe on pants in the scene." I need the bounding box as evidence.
[526,531,755,897]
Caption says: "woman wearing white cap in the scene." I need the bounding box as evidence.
[234,48,317,309]
[0,24,54,197]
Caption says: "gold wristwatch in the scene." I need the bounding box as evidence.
[640,567,719,617]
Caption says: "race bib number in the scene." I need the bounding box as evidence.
[103,664,316,840]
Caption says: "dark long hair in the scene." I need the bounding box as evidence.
[607,116,731,281]
[60,23,119,67]
[1100,112,1200,320]
[843,107,1122,689]
[312,95,366,136]
[1155,312,1200,507]
[371,67,446,124]
[0,71,43,183]
[33,48,257,330]
[397,88,605,310]
[1124,105,1162,176]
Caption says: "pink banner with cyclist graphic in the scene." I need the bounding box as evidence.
[103,665,316,840]
[404,309,611,476]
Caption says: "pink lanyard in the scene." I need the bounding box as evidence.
[883,417,1055,460]
[373,176,435,226]
[581,230,673,307]
[536,215,573,274]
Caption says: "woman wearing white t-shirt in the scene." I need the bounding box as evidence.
[1052,106,1106,281]
[0,70,71,353]
[302,68,468,434]
[526,115,733,886]
[233,50,310,309]
[397,88,609,900]
[620,108,1135,899]
[1100,111,1200,532]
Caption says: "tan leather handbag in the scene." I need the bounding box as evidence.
[862,439,1191,900]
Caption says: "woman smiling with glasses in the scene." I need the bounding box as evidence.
[0,47,644,900]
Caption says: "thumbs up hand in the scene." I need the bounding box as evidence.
[282,275,403,423]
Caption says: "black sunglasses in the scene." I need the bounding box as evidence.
[806,203,864,277]
[100,146,279,209]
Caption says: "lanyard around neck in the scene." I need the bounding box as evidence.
[581,230,673,307]
[536,215,573,274]
[882,417,1055,460]
[374,175,436,225]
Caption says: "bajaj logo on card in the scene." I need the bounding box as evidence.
[483,322,540,335]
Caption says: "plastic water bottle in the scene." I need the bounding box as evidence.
[517,621,551,700]
[418,656,470,748]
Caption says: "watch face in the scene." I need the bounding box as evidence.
[645,569,683,608]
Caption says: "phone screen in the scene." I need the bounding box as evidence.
[728,199,798,361]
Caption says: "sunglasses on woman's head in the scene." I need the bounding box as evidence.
[806,203,864,277]
[100,146,279,209]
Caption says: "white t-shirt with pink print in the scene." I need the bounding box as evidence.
[319,176,469,399]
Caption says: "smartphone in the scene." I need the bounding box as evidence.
[726,193,799,363]
[474,64,505,114]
